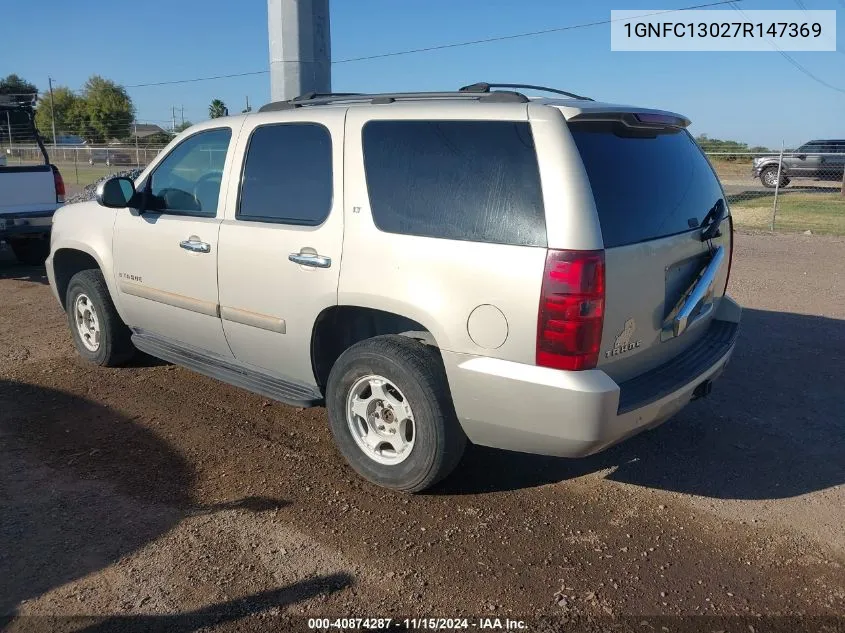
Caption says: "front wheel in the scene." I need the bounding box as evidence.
[65,269,135,366]
[760,165,790,189]
[326,335,466,492]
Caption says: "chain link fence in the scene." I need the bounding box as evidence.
[707,150,845,235]
[2,143,167,187]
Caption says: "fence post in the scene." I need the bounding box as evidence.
[841,164,845,198]
[770,140,785,232]
[74,148,79,185]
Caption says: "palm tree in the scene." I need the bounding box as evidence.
[208,99,227,119]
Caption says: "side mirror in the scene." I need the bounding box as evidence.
[96,176,136,208]
[795,153,807,160]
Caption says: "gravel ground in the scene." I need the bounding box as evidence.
[64,169,143,204]
[0,232,843,632]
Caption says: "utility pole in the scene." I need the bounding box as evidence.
[171,106,177,132]
[5,111,12,148]
[243,95,251,113]
[180,105,184,126]
[134,120,140,168]
[268,0,331,101]
[48,77,58,148]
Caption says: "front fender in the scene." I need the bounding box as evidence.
[754,160,788,176]
[49,202,126,320]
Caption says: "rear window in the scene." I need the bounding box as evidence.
[569,122,724,248]
[362,120,546,247]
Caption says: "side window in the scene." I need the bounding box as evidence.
[237,123,333,225]
[799,142,822,154]
[147,128,232,216]
[362,120,546,247]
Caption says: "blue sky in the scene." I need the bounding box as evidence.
[3,0,843,148]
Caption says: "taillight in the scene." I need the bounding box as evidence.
[537,249,605,371]
[51,165,65,203]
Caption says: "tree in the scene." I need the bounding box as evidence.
[174,120,193,133]
[0,74,38,142]
[81,76,135,143]
[34,86,83,143]
[209,99,227,119]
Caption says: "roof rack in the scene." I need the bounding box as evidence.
[460,82,593,101]
[258,89,529,112]
[0,93,37,111]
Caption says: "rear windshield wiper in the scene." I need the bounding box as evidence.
[699,199,726,242]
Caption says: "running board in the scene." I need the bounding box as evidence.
[131,330,323,408]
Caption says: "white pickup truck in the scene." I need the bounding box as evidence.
[0,96,65,265]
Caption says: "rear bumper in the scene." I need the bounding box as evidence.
[443,297,741,458]
[0,210,54,239]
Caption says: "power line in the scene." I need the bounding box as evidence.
[125,69,269,89]
[122,0,740,89]
[730,2,845,94]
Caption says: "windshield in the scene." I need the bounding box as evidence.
[569,121,725,248]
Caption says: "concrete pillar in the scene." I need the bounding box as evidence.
[268,0,331,102]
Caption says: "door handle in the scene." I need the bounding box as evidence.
[661,245,725,341]
[180,239,211,253]
[288,252,331,268]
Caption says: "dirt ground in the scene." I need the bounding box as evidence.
[1,232,843,632]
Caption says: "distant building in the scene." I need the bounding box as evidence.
[130,123,172,141]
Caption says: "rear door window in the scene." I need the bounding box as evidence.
[362,120,546,247]
[569,122,725,248]
[238,123,333,225]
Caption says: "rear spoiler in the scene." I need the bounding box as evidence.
[568,111,691,129]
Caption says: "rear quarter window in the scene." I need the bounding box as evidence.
[569,122,725,248]
[362,120,546,247]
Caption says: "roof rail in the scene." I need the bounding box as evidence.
[258,90,529,112]
[460,82,593,102]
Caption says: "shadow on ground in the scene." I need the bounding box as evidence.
[0,246,48,285]
[439,307,845,500]
[1,574,354,633]
[0,380,293,620]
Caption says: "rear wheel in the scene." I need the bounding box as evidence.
[760,165,789,188]
[326,335,466,492]
[65,269,135,366]
[9,237,50,266]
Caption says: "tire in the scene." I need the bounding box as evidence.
[326,335,466,492]
[760,165,789,189]
[65,269,135,366]
[9,237,50,266]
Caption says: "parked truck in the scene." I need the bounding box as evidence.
[0,95,65,265]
